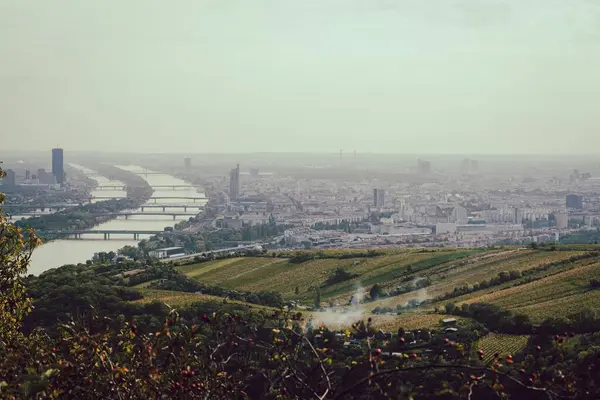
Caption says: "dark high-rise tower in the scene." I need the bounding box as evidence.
[373,188,386,208]
[52,148,65,183]
[2,169,16,187]
[566,194,583,210]
[229,164,240,201]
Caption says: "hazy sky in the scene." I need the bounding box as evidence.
[1,0,600,154]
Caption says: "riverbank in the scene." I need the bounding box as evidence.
[24,166,207,275]
[15,164,154,242]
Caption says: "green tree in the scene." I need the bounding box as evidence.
[0,165,42,392]
[294,286,300,295]
[314,288,321,308]
[370,284,384,300]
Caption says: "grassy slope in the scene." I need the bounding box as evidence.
[134,288,276,310]
[459,259,600,322]
[177,249,479,301]
[474,333,530,362]
[156,246,600,329]
[364,250,586,311]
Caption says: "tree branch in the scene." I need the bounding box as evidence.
[332,364,575,400]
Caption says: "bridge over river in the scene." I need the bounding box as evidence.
[2,203,203,212]
[89,195,207,203]
[41,229,194,240]
[9,211,199,220]
[94,184,195,191]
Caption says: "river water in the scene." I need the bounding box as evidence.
[27,165,206,276]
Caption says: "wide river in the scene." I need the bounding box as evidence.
[26,165,206,276]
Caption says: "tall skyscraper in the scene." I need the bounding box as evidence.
[229,164,240,200]
[566,194,583,210]
[514,208,523,225]
[451,205,468,224]
[2,169,16,187]
[555,212,569,229]
[52,148,65,184]
[25,170,31,180]
[373,189,385,208]
[184,157,191,171]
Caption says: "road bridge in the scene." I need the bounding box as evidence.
[11,211,199,220]
[42,229,193,240]
[2,203,202,213]
[139,204,203,211]
[95,184,195,191]
[89,196,207,203]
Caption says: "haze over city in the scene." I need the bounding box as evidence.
[2,0,600,154]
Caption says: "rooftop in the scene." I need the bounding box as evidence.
[153,246,184,251]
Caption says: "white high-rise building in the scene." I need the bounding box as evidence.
[451,205,468,224]
[555,212,568,230]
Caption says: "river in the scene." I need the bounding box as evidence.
[27,165,206,276]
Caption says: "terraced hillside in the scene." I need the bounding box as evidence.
[458,258,600,322]
[139,246,600,331]
[135,288,276,310]
[366,249,588,310]
[177,248,485,302]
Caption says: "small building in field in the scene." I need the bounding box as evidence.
[149,246,185,259]
[442,318,457,326]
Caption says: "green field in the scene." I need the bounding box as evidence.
[142,246,600,330]
[177,249,486,301]
[134,288,276,310]
[474,333,530,363]
[460,259,600,322]
[368,249,589,311]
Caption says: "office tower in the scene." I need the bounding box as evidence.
[52,148,65,183]
[451,205,468,224]
[514,208,523,225]
[555,212,568,229]
[25,170,31,180]
[229,164,240,200]
[373,188,385,207]
[566,194,583,210]
[2,169,16,186]
[184,157,191,171]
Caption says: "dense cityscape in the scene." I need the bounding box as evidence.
[4,149,598,258]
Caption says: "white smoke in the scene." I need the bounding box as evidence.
[308,285,366,330]
[403,277,432,307]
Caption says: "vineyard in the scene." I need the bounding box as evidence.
[134,288,273,310]
[460,260,600,322]
[370,313,461,331]
[136,247,600,335]
[367,249,586,311]
[178,249,473,301]
[475,333,530,363]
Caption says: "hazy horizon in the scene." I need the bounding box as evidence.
[2,0,600,154]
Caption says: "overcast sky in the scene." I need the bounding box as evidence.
[1,0,599,154]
